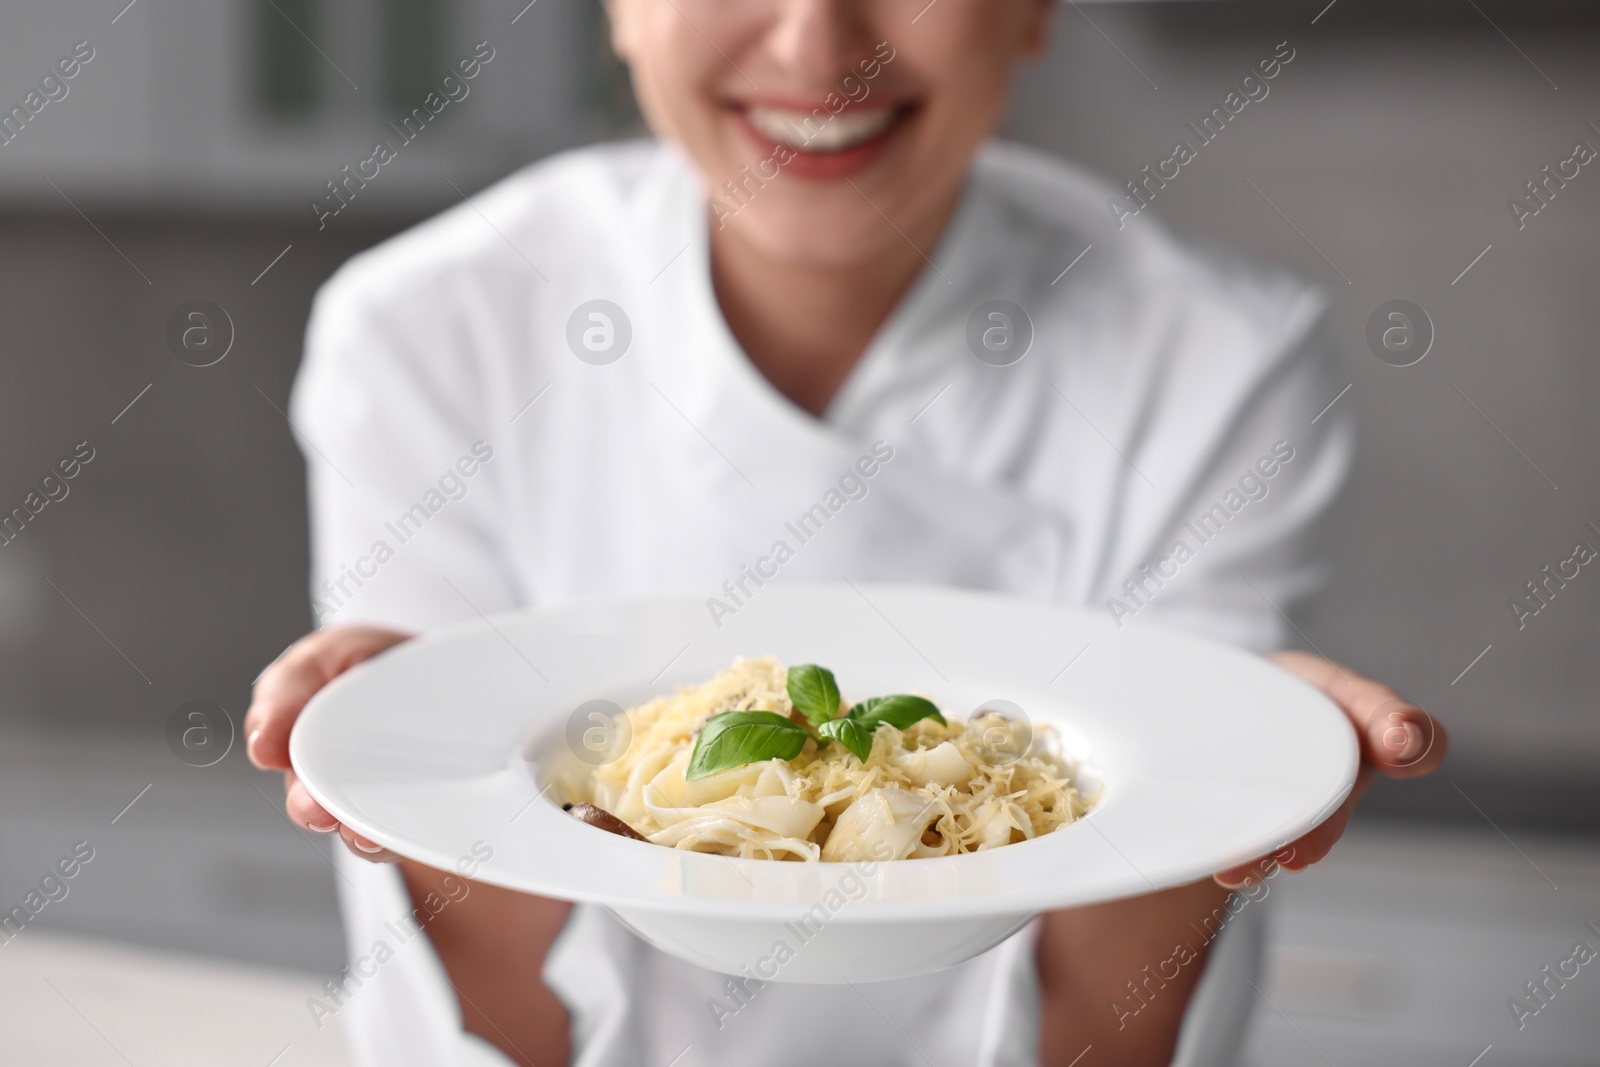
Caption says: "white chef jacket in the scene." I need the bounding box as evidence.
[292,137,1352,1067]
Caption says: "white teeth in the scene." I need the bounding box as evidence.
[745,105,897,152]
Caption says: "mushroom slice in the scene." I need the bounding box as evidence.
[565,802,648,841]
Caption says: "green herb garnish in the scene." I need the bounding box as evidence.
[683,664,946,779]
[814,717,873,763]
[685,711,808,780]
[847,694,946,731]
[785,664,841,727]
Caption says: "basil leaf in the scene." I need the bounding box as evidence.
[849,694,946,731]
[686,711,809,780]
[815,717,872,763]
[786,664,842,727]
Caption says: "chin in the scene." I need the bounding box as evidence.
[720,202,908,268]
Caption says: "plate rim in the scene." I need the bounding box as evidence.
[290,583,1360,919]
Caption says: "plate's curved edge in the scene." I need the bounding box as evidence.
[288,584,1364,920]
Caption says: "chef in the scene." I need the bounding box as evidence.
[247,2,1446,1064]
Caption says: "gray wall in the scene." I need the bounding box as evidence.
[1,1,1596,831]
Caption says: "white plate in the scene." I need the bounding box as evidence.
[291,584,1357,983]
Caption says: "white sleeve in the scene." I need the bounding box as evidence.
[1105,288,1355,654]
[288,267,522,634]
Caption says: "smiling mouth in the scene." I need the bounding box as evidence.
[740,103,908,154]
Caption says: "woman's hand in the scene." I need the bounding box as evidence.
[1213,650,1448,888]
[245,625,413,862]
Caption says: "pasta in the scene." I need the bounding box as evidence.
[576,657,1091,861]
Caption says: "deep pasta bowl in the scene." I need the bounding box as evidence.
[290,584,1357,983]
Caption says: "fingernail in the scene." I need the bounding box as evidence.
[1398,723,1425,762]
[352,837,385,853]
[246,728,262,759]
[307,821,339,833]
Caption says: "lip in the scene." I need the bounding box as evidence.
[728,100,915,181]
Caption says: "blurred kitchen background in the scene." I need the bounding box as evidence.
[1,0,1596,1064]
